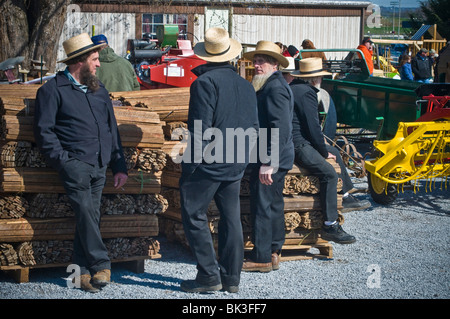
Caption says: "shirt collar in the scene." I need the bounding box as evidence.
[63,67,88,93]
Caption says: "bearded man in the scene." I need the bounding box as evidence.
[33,33,128,293]
[242,41,294,272]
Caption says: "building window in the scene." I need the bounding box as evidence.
[142,14,187,39]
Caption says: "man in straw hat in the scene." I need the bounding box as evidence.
[179,27,258,293]
[241,40,294,272]
[34,33,128,293]
[289,58,371,244]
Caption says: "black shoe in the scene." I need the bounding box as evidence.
[180,280,222,293]
[321,223,356,244]
[341,194,371,213]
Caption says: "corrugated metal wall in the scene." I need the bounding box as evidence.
[233,14,361,60]
[57,11,135,71]
[189,14,362,60]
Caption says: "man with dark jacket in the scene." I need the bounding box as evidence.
[289,58,370,244]
[33,33,128,293]
[242,41,294,272]
[412,48,433,83]
[179,28,258,293]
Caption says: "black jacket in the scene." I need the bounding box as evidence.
[33,71,127,175]
[255,71,294,171]
[182,62,259,181]
[290,78,328,158]
[411,53,433,80]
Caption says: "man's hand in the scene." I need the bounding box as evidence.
[259,165,274,185]
[113,172,128,189]
[327,152,336,160]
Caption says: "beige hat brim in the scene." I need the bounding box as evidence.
[57,43,106,63]
[243,50,290,68]
[291,69,332,77]
[194,38,242,62]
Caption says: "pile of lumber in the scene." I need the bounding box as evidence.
[0,85,194,281]
[110,87,190,123]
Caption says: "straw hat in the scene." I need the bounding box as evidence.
[243,40,289,68]
[193,28,242,62]
[291,58,331,77]
[280,57,297,73]
[58,33,107,63]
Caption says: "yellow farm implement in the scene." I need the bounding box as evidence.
[365,121,450,204]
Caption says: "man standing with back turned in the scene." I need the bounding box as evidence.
[34,33,128,293]
[179,27,259,293]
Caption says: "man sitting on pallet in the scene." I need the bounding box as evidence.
[286,58,371,244]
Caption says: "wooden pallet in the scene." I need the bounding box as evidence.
[244,238,333,261]
[0,254,161,283]
[278,241,333,261]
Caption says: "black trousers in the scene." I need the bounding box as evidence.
[294,143,353,222]
[179,169,243,287]
[249,166,288,263]
[58,158,110,275]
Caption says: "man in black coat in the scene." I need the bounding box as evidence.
[242,41,294,272]
[179,28,259,293]
[33,33,128,293]
[411,48,433,83]
[288,58,370,244]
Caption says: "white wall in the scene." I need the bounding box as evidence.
[57,11,135,71]
[231,14,362,60]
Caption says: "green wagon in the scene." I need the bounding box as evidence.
[300,49,424,140]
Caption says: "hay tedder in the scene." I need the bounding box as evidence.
[309,48,450,204]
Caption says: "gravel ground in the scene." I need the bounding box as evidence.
[1,176,449,307]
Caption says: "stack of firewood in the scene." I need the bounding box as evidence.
[0,85,186,274]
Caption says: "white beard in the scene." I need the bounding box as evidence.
[251,73,272,92]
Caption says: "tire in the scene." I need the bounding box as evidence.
[367,172,398,205]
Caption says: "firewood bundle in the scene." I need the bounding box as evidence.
[26,193,72,218]
[101,194,168,215]
[16,241,35,266]
[0,195,28,218]
[136,149,167,173]
[0,243,18,266]
[1,141,30,167]
[105,237,160,260]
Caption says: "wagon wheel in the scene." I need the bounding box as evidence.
[365,149,398,205]
[367,172,398,205]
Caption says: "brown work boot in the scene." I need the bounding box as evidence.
[92,269,111,287]
[272,252,281,270]
[76,274,100,293]
[242,259,272,272]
